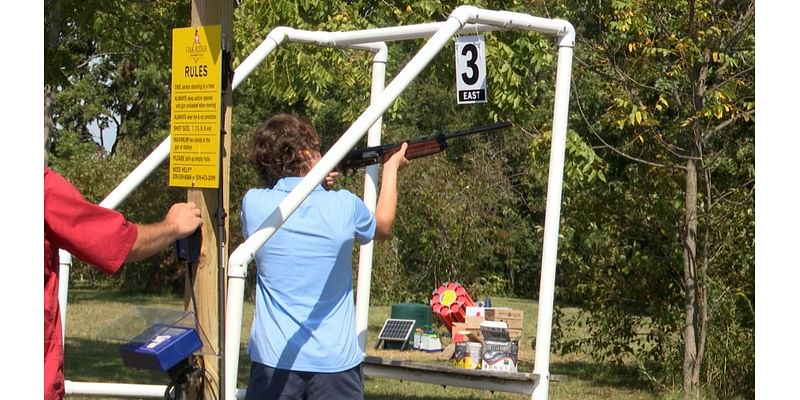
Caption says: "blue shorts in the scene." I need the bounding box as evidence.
[244,362,363,400]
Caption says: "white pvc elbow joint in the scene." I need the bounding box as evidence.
[227,252,251,279]
[449,5,481,27]
[556,20,576,48]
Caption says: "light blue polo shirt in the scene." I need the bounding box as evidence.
[241,177,376,373]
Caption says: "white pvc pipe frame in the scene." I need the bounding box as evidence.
[59,6,574,400]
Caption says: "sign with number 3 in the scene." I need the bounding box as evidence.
[455,35,488,105]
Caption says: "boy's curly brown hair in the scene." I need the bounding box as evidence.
[249,113,321,188]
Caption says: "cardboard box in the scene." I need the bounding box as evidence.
[508,328,523,341]
[466,315,485,329]
[485,309,524,330]
[485,308,523,321]
[466,330,483,343]
[493,317,523,330]
[465,306,486,317]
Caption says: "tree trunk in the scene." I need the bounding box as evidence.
[44,86,53,164]
[682,155,698,398]
[682,145,704,399]
[683,22,709,391]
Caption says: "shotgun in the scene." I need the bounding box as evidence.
[337,121,512,174]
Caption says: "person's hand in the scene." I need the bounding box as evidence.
[323,170,339,190]
[384,142,409,171]
[165,202,203,238]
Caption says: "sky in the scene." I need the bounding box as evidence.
[89,120,117,152]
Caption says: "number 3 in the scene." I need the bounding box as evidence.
[461,43,480,85]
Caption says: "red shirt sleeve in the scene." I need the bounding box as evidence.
[44,168,138,274]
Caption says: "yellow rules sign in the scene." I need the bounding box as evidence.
[169,25,221,188]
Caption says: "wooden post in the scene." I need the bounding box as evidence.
[186,1,232,399]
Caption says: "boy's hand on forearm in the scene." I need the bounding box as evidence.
[384,142,409,171]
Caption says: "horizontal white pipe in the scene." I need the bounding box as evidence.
[470,9,574,43]
[279,28,389,52]
[362,361,538,395]
[232,26,387,91]
[315,22,504,45]
[320,13,573,46]
[65,381,247,399]
[65,381,167,397]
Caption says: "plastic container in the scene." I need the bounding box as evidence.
[384,303,432,349]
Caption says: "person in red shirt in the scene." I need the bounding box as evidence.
[44,167,203,400]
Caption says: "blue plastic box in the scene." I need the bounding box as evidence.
[119,324,202,372]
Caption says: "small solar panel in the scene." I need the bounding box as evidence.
[377,319,415,340]
[375,319,415,350]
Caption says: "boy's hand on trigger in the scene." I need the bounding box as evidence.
[323,170,339,190]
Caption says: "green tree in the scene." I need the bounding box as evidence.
[543,0,755,397]
[45,0,194,291]
[46,0,191,157]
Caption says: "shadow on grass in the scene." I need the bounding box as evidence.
[365,377,520,400]
[549,360,651,391]
[64,337,166,385]
[366,395,493,400]
[65,337,488,400]
[65,337,254,387]
[67,288,182,304]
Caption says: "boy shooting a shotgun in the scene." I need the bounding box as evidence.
[241,113,408,399]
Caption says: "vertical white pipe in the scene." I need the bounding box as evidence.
[220,30,288,400]
[355,46,387,353]
[224,263,246,400]
[531,42,574,400]
[58,250,72,343]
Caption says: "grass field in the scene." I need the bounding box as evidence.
[63,289,660,399]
